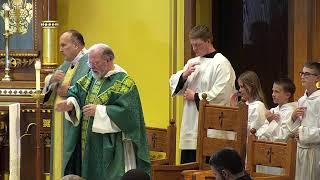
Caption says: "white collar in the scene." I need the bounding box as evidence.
[71,48,87,65]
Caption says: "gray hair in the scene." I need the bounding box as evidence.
[88,43,115,61]
[61,174,84,180]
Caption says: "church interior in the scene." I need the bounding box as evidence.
[0,0,320,179]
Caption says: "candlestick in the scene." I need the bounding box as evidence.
[3,4,10,32]
[34,60,41,90]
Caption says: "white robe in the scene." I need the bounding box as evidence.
[255,102,297,175]
[247,100,266,131]
[256,102,297,142]
[169,53,236,149]
[290,90,320,180]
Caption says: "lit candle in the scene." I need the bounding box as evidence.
[34,60,41,91]
[3,4,10,32]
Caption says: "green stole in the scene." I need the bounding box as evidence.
[49,54,89,179]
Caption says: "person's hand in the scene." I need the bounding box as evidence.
[182,62,200,80]
[83,104,97,118]
[230,91,239,107]
[56,100,74,112]
[265,110,280,122]
[50,70,65,84]
[291,107,306,122]
[57,85,70,97]
[184,88,195,101]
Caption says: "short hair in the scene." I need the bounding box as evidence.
[121,169,150,180]
[88,43,115,61]
[189,25,213,43]
[304,62,320,75]
[274,78,296,98]
[209,148,244,175]
[61,174,84,180]
[65,29,85,47]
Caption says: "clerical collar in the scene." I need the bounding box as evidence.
[202,51,218,58]
[71,48,87,66]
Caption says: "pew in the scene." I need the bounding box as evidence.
[246,129,297,180]
[152,94,248,180]
[147,119,176,166]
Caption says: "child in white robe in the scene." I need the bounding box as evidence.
[257,78,297,142]
[289,62,320,180]
[255,78,297,175]
[238,71,267,131]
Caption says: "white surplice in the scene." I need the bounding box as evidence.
[247,100,266,131]
[255,102,297,175]
[256,102,297,142]
[169,53,236,149]
[290,90,320,180]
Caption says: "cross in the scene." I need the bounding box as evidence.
[152,133,157,149]
[218,112,224,128]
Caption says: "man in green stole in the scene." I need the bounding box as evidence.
[56,44,150,180]
[43,30,90,179]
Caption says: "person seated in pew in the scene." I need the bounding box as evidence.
[237,71,267,131]
[256,78,297,142]
[289,62,320,180]
[121,169,150,180]
[209,148,252,180]
[61,174,84,180]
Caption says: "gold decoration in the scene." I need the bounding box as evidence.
[42,21,59,66]
[43,119,51,128]
[0,1,33,34]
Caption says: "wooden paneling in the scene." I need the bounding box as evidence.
[184,0,196,63]
[288,0,320,99]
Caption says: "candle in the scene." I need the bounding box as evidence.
[35,60,41,90]
[3,4,10,32]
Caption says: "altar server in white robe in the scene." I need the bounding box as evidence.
[256,78,297,142]
[290,62,320,180]
[238,71,267,131]
[169,25,236,163]
[255,78,297,175]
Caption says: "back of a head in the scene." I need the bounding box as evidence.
[189,25,213,43]
[209,148,244,175]
[121,169,150,180]
[61,174,84,180]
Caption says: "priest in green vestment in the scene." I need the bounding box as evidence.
[43,30,90,179]
[56,43,151,180]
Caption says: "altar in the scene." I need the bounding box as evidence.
[0,0,58,179]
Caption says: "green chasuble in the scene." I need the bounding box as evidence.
[64,70,150,180]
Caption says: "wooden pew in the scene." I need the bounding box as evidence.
[152,94,248,180]
[146,119,178,179]
[246,129,297,180]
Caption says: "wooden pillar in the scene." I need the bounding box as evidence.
[288,0,320,99]
[184,0,196,63]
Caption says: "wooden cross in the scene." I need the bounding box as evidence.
[152,133,157,149]
[218,112,224,128]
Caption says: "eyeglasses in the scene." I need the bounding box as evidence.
[299,71,319,77]
[87,61,104,69]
